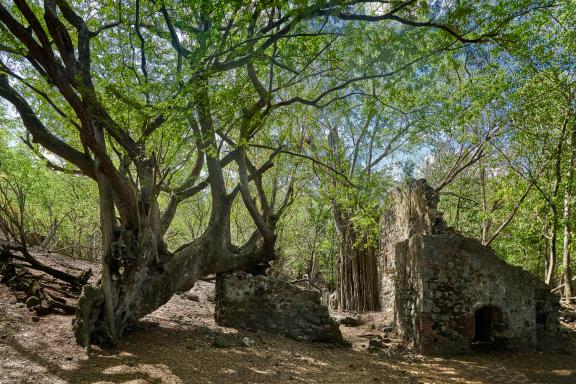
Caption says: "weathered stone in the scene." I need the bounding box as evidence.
[184,293,200,302]
[25,296,41,308]
[338,316,364,327]
[197,326,213,335]
[382,326,394,333]
[212,334,235,348]
[176,315,193,324]
[379,179,560,354]
[215,272,343,343]
[240,336,255,347]
[561,311,576,323]
[379,179,446,319]
[368,336,383,352]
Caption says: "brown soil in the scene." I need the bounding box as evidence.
[1,254,575,384]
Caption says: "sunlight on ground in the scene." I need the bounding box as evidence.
[550,369,574,376]
[2,284,576,384]
[100,363,183,384]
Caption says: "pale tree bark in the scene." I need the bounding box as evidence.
[494,124,567,286]
[546,215,558,286]
[562,121,575,303]
[480,160,491,245]
[496,112,570,286]
[562,191,573,302]
[544,117,568,286]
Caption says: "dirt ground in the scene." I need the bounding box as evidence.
[1,255,576,384]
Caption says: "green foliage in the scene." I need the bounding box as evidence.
[0,0,573,289]
[0,128,100,258]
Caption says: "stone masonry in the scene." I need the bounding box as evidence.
[215,272,343,343]
[380,179,560,354]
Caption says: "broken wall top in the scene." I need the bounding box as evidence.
[379,179,448,270]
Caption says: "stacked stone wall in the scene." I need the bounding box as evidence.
[379,179,446,318]
[380,179,560,354]
[215,272,343,343]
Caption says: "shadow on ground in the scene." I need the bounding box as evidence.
[3,317,576,384]
[1,282,576,384]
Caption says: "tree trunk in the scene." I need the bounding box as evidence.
[73,88,275,348]
[562,194,573,303]
[562,122,575,303]
[335,218,379,312]
[545,211,558,286]
[480,161,491,244]
[543,236,550,282]
[73,180,269,348]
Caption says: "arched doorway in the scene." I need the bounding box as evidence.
[472,305,504,343]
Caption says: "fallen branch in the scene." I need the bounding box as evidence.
[551,276,576,293]
[0,244,91,287]
[200,275,216,283]
[290,278,321,292]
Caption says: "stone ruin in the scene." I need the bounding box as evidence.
[211,179,559,353]
[214,272,343,343]
[379,179,560,354]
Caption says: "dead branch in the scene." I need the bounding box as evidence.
[0,244,91,287]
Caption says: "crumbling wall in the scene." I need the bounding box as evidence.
[215,272,343,343]
[379,179,447,318]
[380,179,560,354]
[405,234,559,354]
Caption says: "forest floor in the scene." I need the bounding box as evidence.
[1,253,576,384]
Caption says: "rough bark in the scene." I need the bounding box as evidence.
[73,157,274,348]
[334,206,379,312]
[72,80,278,348]
[562,194,573,303]
[480,162,491,245]
[546,215,558,287]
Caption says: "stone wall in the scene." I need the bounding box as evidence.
[215,272,343,343]
[379,179,447,318]
[397,234,559,353]
[380,179,560,354]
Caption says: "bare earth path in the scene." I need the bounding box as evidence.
[1,280,575,384]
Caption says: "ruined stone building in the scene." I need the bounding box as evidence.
[211,178,559,353]
[379,179,560,354]
[215,272,343,343]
